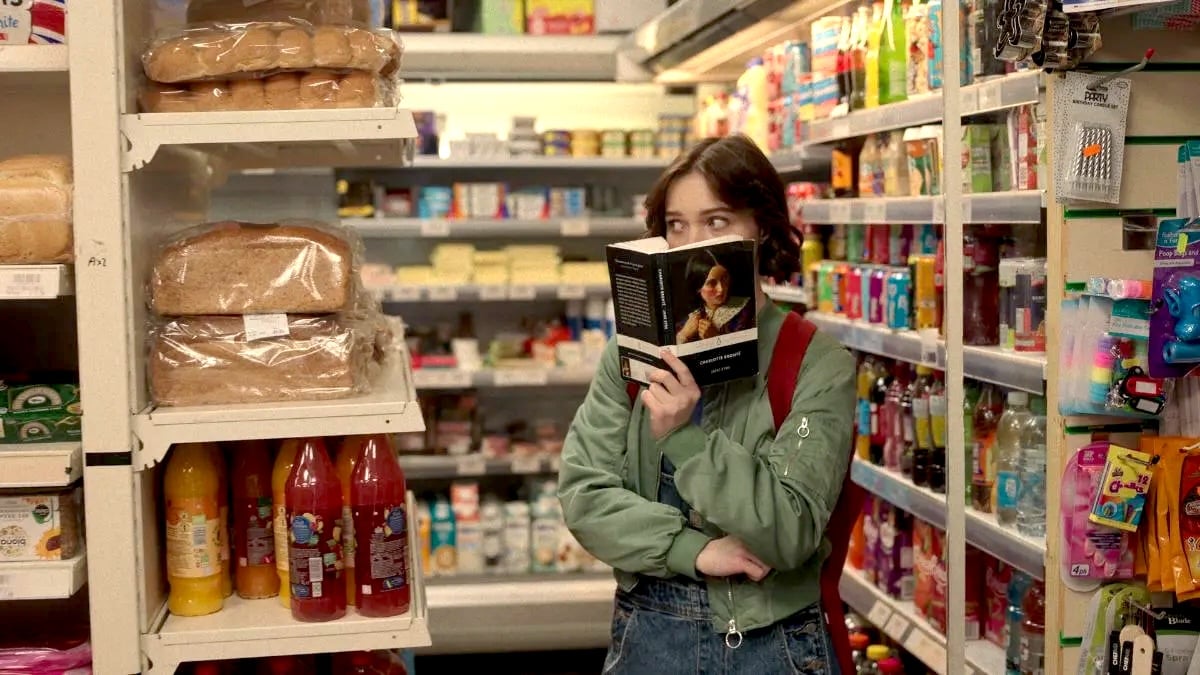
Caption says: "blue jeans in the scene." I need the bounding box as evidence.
[602,575,840,675]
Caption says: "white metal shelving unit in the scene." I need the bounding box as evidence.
[797,191,1044,225]
[412,367,596,391]
[345,216,644,239]
[372,283,610,304]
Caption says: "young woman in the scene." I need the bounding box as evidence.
[557,134,856,674]
[674,251,754,344]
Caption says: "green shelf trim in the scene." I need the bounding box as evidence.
[1064,423,1147,434]
[1063,208,1176,219]
[1126,136,1199,146]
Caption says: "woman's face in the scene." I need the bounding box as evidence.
[664,171,758,249]
[701,265,729,307]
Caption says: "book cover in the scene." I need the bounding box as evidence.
[606,235,758,388]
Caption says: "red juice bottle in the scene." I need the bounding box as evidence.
[285,437,346,622]
[351,434,411,617]
[231,440,279,600]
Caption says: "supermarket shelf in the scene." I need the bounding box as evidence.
[421,574,615,655]
[345,216,645,239]
[143,493,429,674]
[374,283,609,303]
[132,360,424,470]
[850,459,1046,580]
[805,312,1046,394]
[400,33,625,81]
[0,264,74,299]
[0,44,69,89]
[400,453,559,480]
[840,566,1004,675]
[805,71,1042,146]
[762,283,811,306]
[413,367,596,391]
[409,155,668,170]
[769,147,831,181]
[119,107,419,172]
[0,551,87,601]
[797,191,1044,225]
[0,442,82,488]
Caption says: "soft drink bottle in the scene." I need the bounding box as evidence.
[928,372,948,492]
[971,384,1003,512]
[996,392,1032,526]
[911,366,934,486]
[1019,580,1046,675]
[351,434,412,617]
[870,362,891,465]
[963,382,982,504]
[164,443,224,617]
[203,444,232,599]
[1017,398,1048,538]
[272,439,301,608]
[336,437,362,605]
[231,440,279,599]
[883,363,905,471]
[900,364,917,476]
[1006,572,1033,674]
[856,356,876,460]
[286,437,347,622]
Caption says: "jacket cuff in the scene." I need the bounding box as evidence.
[659,424,707,468]
[666,527,710,580]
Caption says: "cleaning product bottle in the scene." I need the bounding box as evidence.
[336,437,361,606]
[879,0,908,105]
[272,438,301,608]
[865,2,884,108]
[164,442,224,617]
[231,440,279,599]
[351,434,411,617]
[286,437,346,622]
[995,391,1032,526]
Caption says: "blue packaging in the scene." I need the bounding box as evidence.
[886,268,912,329]
[928,0,944,89]
[418,186,453,218]
[566,300,585,340]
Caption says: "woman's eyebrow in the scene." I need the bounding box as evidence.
[699,207,733,215]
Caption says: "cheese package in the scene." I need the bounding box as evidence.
[140,69,396,113]
[0,155,73,264]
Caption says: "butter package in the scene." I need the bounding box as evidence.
[0,383,82,444]
[0,487,83,561]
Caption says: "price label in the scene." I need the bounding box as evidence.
[978,81,1002,111]
[494,369,549,387]
[905,631,947,670]
[864,201,887,223]
[243,314,290,341]
[479,285,508,301]
[960,88,980,113]
[512,455,542,474]
[557,285,586,300]
[456,455,487,476]
[932,199,945,224]
[388,286,421,302]
[508,285,537,301]
[419,219,451,237]
[560,218,591,237]
[884,613,911,640]
[859,328,885,355]
[866,601,893,627]
[428,286,458,302]
[829,201,852,224]
[0,268,56,299]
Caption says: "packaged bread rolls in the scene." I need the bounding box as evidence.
[142,21,401,83]
[0,155,73,264]
[149,314,379,407]
[149,220,359,316]
[139,69,394,112]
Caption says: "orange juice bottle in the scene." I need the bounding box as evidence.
[232,440,280,599]
[273,438,301,607]
[335,437,362,606]
[164,442,224,616]
[206,443,233,598]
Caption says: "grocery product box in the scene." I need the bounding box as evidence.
[0,383,82,444]
[0,0,66,45]
[525,0,594,35]
[0,487,82,561]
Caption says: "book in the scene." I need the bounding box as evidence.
[605,234,759,388]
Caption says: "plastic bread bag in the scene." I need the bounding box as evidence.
[142,20,401,84]
[0,154,74,264]
[148,314,379,407]
[139,69,397,112]
[186,0,371,25]
[0,640,92,673]
[148,219,364,316]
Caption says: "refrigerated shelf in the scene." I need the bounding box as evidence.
[344,216,644,239]
[400,453,559,480]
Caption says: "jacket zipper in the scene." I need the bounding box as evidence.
[725,579,743,648]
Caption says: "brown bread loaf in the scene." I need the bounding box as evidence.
[0,155,74,263]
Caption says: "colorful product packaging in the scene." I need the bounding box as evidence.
[985,559,1013,646]
[524,0,594,34]
[0,383,82,444]
[0,486,82,561]
[1059,442,1135,591]
[1150,218,1200,378]
[0,0,66,44]
[877,504,914,600]
[428,495,457,576]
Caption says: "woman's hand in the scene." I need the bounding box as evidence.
[676,313,700,343]
[642,351,701,439]
[696,536,772,581]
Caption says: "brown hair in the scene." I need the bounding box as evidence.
[643,134,800,284]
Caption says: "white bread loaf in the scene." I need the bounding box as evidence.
[0,155,73,263]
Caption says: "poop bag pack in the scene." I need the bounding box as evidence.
[1151,218,1200,378]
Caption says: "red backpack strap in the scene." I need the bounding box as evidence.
[767,311,816,428]
[626,381,640,407]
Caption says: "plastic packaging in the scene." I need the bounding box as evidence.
[0,486,82,561]
[1059,442,1135,591]
[149,314,378,407]
[0,641,92,673]
[0,154,73,264]
[1054,72,1131,205]
[140,69,396,113]
[1150,218,1200,378]
[150,220,358,316]
[142,21,402,84]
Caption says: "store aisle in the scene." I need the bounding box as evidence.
[415,649,607,674]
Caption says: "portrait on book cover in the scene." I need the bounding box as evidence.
[672,246,756,345]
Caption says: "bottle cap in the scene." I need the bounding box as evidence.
[878,657,905,673]
[1008,391,1029,406]
[849,632,871,650]
[867,644,891,660]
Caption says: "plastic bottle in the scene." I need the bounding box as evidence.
[1017,398,1048,538]
[335,437,361,606]
[801,225,825,288]
[351,434,412,617]
[878,0,908,105]
[231,440,280,599]
[995,392,1031,526]
[963,226,1002,347]
[849,7,868,110]
[900,364,917,476]
[272,439,300,608]
[971,384,1003,513]
[1019,580,1046,675]
[858,134,880,198]
[285,437,347,622]
[738,57,770,150]
[962,382,982,503]
[864,2,884,108]
[1006,572,1033,675]
[911,365,934,486]
[869,362,891,465]
[206,444,232,599]
[164,442,224,617]
[928,372,948,492]
[856,357,877,460]
[866,645,891,672]
[836,15,852,109]
[883,363,905,471]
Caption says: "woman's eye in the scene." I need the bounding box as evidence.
[667,220,685,232]
[708,217,729,229]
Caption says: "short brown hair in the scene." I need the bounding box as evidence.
[643,134,800,284]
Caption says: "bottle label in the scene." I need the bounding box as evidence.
[997,471,1020,510]
[166,497,220,579]
[930,394,948,448]
[353,503,410,598]
[273,501,288,573]
[342,504,356,570]
[857,399,871,436]
[288,507,343,599]
[218,504,229,566]
[236,496,274,567]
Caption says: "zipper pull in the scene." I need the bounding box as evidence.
[784,416,811,477]
[725,618,744,649]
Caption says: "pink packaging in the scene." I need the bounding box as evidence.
[984,557,1012,646]
[964,547,986,641]
[1059,442,1136,591]
[868,267,888,324]
[861,495,881,585]
[877,504,914,600]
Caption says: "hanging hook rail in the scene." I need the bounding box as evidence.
[1088,48,1155,91]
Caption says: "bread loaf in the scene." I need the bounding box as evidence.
[0,155,73,263]
[149,314,375,406]
[150,221,355,315]
[143,22,401,83]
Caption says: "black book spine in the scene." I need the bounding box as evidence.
[654,256,672,347]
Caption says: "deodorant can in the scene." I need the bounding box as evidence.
[913,255,938,330]
[847,265,864,320]
[834,263,850,315]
